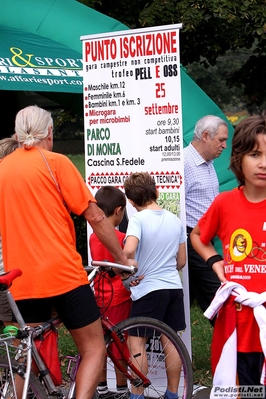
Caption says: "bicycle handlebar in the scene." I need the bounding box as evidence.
[91,261,137,274]
[0,269,22,290]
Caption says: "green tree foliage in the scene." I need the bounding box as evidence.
[79,0,266,110]
[52,110,84,140]
[185,51,248,113]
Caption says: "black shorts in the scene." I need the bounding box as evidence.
[130,289,186,332]
[13,284,100,329]
[237,352,265,387]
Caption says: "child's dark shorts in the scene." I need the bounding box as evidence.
[13,284,100,329]
[130,288,186,332]
[237,351,265,387]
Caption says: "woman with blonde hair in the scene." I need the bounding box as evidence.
[0,105,136,399]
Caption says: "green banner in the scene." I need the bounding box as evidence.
[0,25,83,93]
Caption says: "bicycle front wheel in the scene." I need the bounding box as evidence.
[104,317,193,399]
[0,357,47,399]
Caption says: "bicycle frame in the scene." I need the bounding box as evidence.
[0,270,62,399]
[0,262,187,399]
[30,318,63,396]
[101,316,151,388]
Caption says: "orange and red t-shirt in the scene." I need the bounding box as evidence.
[0,147,95,300]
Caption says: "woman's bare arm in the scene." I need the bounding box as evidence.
[83,202,137,268]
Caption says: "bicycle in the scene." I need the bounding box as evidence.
[0,261,193,399]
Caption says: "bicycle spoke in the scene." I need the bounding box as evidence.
[0,358,47,399]
[104,317,193,399]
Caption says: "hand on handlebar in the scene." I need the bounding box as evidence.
[124,258,138,268]
[90,260,138,277]
[112,258,138,277]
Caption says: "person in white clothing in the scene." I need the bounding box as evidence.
[123,172,187,399]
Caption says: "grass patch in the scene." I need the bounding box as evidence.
[58,325,77,357]
[58,324,78,379]
[190,303,213,386]
[67,154,85,179]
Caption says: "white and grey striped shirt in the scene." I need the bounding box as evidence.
[184,143,219,228]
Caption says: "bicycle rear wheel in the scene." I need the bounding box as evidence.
[0,356,47,399]
[104,317,193,399]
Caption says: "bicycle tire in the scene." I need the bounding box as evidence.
[0,356,47,399]
[104,316,193,399]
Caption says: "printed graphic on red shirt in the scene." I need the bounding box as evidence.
[223,228,266,290]
[229,229,253,262]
